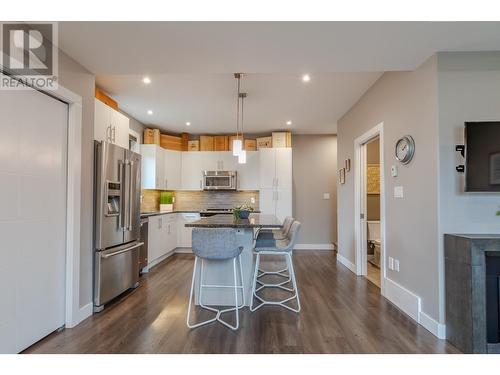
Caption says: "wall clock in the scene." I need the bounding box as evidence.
[395,135,415,165]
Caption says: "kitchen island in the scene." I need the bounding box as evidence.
[185,213,282,306]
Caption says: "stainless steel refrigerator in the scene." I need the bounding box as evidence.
[93,141,143,312]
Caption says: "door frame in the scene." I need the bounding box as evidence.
[49,84,84,328]
[354,122,386,295]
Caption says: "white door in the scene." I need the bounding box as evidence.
[259,149,276,189]
[0,88,67,353]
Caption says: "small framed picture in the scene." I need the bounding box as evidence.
[345,158,351,172]
[338,168,346,184]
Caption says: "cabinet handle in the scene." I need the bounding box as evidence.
[112,126,116,143]
[105,125,111,141]
[165,178,168,189]
[276,177,279,187]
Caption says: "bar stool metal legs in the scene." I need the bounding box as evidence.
[186,255,245,330]
[249,251,301,313]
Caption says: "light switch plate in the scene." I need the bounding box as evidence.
[388,257,394,270]
[394,186,404,198]
[391,165,398,177]
[250,196,256,204]
[394,259,400,272]
[323,193,330,200]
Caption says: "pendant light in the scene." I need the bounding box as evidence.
[238,91,247,164]
[232,73,243,156]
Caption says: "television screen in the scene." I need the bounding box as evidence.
[465,122,500,192]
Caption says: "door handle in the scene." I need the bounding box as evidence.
[128,160,134,230]
[102,242,144,259]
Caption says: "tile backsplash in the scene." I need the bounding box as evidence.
[141,190,259,212]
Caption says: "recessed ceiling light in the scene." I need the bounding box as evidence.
[142,76,151,84]
[302,74,311,82]
[286,121,292,126]
[147,110,153,115]
[185,122,191,126]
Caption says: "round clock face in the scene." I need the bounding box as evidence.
[395,136,415,164]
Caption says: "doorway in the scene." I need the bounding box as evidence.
[354,123,386,295]
[365,137,381,288]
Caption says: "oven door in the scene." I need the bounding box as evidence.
[203,171,236,190]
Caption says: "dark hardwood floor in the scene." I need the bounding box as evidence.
[25,251,459,354]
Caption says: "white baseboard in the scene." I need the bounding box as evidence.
[68,302,93,328]
[384,277,420,321]
[294,243,335,250]
[336,253,357,273]
[174,247,193,254]
[419,310,446,339]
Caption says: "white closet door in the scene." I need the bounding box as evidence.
[0,88,67,353]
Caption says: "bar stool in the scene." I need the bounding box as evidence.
[250,221,301,313]
[186,228,245,330]
[255,216,295,247]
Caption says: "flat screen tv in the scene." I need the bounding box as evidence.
[465,121,500,192]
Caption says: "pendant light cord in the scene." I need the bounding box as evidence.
[236,74,241,139]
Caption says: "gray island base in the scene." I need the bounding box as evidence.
[186,214,282,306]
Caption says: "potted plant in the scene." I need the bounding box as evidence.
[233,203,254,219]
[160,192,174,212]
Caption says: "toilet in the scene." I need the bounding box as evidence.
[367,221,381,267]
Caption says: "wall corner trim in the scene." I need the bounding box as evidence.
[294,243,335,250]
[336,253,357,273]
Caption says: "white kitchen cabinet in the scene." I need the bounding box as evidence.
[275,148,293,189]
[259,149,277,189]
[275,188,292,222]
[141,144,166,190]
[181,152,205,190]
[148,215,168,262]
[237,151,260,190]
[163,149,181,190]
[147,214,177,266]
[141,145,181,190]
[259,148,292,190]
[177,212,200,248]
[94,98,130,149]
[259,148,293,220]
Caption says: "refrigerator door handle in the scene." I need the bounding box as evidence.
[128,160,134,230]
[102,242,144,259]
[118,160,126,231]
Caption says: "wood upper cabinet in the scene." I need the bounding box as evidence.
[200,136,214,151]
[214,135,229,151]
[94,98,130,149]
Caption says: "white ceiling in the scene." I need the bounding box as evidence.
[58,22,500,134]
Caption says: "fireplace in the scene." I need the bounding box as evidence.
[445,234,500,353]
[486,253,500,347]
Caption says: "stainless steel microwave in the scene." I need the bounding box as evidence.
[203,171,237,190]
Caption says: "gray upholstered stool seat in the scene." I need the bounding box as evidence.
[255,216,295,248]
[187,228,245,331]
[250,221,302,313]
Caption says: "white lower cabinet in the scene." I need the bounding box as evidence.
[147,214,178,267]
[177,213,200,249]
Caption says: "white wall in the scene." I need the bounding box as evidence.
[337,56,441,321]
[436,51,500,322]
